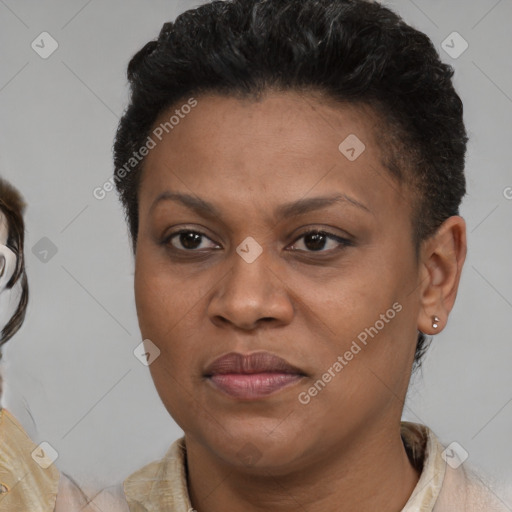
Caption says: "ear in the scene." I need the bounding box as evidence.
[0,244,17,292]
[417,216,467,335]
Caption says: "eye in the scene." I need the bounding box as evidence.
[288,230,352,253]
[163,228,352,255]
[164,229,220,251]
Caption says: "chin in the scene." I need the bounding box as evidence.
[194,417,310,472]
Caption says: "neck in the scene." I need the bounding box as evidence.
[185,421,421,512]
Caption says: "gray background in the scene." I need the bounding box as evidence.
[0,0,511,496]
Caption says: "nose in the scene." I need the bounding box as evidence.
[207,246,294,331]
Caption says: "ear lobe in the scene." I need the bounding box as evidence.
[417,216,467,335]
[0,244,17,292]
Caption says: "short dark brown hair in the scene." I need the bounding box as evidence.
[113,0,468,369]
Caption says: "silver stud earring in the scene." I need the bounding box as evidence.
[432,316,440,329]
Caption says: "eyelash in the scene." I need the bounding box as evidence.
[162,228,353,255]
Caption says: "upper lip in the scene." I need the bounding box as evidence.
[204,352,305,376]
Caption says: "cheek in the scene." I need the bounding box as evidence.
[296,314,414,439]
[303,266,416,402]
[134,258,188,385]
[134,249,192,338]
[308,265,399,344]
[134,262,200,426]
[134,250,211,378]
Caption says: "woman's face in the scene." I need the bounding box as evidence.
[134,91,426,472]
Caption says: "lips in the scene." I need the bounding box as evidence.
[204,352,306,400]
[204,352,304,376]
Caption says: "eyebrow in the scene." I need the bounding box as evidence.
[149,191,372,221]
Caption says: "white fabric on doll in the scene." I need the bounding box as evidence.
[0,213,16,289]
[0,212,19,334]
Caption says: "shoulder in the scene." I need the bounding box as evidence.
[401,422,511,512]
[55,473,130,512]
[435,454,512,511]
[0,408,60,512]
[461,468,512,511]
[123,437,189,510]
[123,436,186,488]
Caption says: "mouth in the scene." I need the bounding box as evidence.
[203,351,306,400]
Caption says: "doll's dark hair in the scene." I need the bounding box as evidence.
[0,177,28,356]
[113,0,468,369]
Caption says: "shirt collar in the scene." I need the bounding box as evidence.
[400,421,447,511]
[123,421,446,511]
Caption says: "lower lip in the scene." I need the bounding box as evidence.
[207,373,303,399]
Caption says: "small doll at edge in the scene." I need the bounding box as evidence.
[0,176,127,512]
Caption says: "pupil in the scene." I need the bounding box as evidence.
[181,232,201,250]
[305,232,326,251]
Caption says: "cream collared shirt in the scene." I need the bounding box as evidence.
[1,408,508,511]
[123,421,511,511]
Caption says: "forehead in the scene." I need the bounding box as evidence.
[139,91,407,219]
